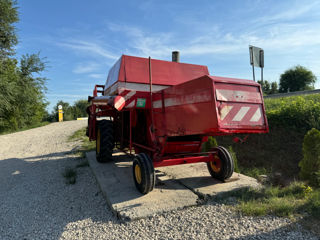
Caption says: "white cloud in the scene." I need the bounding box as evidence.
[255,1,320,24]
[58,39,118,60]
[46,94,85,98]
[73,62,100,74]
[88,73,105,79]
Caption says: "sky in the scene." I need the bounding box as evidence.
[15,0,320,112]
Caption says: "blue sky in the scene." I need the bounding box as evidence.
[16,0,320,112]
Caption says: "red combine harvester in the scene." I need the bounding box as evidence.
[87,53,269,194]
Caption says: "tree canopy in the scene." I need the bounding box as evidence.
[279,65,317,93]
[0,0,48,132]
[0,0,19,58]
[257,80,278,95]
[50,100,89,122]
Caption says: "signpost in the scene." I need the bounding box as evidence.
[58,105,63,122]
[249,45,264,84]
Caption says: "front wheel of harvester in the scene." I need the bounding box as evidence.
[207,146,234,181]
[132,153,155,194]
[96,120,114,163]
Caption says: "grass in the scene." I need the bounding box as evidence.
[68,127,95,157]
[0,121,51,135]
[62,127,94,185]
[221,182,320,220]
[62,167,77,184]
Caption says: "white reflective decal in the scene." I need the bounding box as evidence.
[250,108,262,122]
[220,106,233,120]
[232,107,250,122]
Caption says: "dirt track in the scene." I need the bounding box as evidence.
[0,121,318,239]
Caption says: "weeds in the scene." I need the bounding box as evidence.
[224,182,320,219]
[63,167,77,184]
[69,127,95,157]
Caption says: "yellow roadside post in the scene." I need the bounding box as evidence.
[58,105,63,122]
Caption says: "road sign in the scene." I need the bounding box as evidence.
[249,45,264,82]
[249,45,264,68]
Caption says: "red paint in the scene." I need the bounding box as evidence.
[87,55,269,168]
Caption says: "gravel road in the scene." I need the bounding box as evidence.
[0,121,318,240]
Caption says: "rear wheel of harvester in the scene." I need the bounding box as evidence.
[132,153,155,194]
[207,146,234,181]
[96,120,114,163]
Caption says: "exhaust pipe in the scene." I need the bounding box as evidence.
[172,51,180,62]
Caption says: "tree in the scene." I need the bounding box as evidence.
[72,99,89,118]
[258,80,270,95]
[279,65,317,93]
[0,0,19,58]
[51,99,89,122]
[257,80,278,95]
[0,1,48,132]
[270,82,278,94]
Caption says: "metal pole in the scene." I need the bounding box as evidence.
[261,67,263,86]
[149,57,155,132]
[250,49,256,82]
[252,65,255,82]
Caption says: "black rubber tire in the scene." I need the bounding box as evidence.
[96,120,114,163]
[132,153,156,194]
[207,146,234,181]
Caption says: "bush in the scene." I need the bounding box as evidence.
[201,136,218,152]
[266,96,320,131]
[299,128,320,187]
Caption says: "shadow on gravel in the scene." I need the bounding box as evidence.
[0,152,120,240]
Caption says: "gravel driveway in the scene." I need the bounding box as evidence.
[0,121,318,240]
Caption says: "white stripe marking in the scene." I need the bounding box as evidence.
[126,100,136,108]
[124,91,136,101]
[220,106,233,120]
[232,107,250,121]
[118,88,125,95]
[114,97,125,109]
[250,108,261,122]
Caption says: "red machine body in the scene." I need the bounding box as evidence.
[87,54,268,193]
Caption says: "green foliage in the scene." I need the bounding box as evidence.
[201,136,218,152]
[0,54,48,132]
[258,80,278,95]
[68,127,95,158]
[50,99,89,121]
[228,146,239,173]
[265,95,320,130]
[0,0,19,58]
[299,128,320,187]
[0,1,48,133]
[226,182,320,219]
[279,65,317,93]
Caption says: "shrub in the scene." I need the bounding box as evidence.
[265,96,320,131]
[299,128,320,186]
[201,136,218,152]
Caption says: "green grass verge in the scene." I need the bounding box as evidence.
[68,127,95,158]
[223,182,320,220]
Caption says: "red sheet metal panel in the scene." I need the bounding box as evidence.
[105,55,209,89]
[214,79,266,130]
[152,75,268,138]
